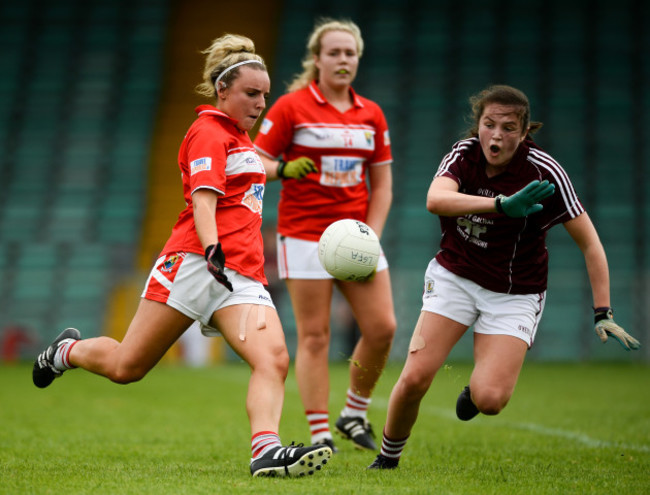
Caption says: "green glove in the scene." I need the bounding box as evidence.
[277,157,317,179]
[594,307,641,351]
[495,180,555,217]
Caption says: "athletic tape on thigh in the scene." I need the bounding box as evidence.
[408,312,426,353]
[257,304,267,331]
[238,304,267,341]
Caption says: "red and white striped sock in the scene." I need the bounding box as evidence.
[306,410,332,444]
[53,339,78,371]
[341,388,371,419]
[251,431,282,460]
[380,430,409,460]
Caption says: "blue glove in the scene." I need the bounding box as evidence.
[205,243,233,292]
[594,307,641,351]
[495,180,555,217]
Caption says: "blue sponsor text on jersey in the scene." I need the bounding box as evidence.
[333,157,359,171]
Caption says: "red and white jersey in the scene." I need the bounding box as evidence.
[160,105,267,284]
[254,81,392,241]
[434,137,584,294]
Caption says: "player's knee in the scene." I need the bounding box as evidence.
[274,346,290,380]
[361,314,397,350]
[255,341,290,380]
[397,369,432,402]
[108,364,148,384]
[472,387,510,415]
[375,315,397,346]
[299,327,330,354]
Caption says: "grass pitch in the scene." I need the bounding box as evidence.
[1,361,648,494]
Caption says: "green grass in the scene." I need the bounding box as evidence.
[1,361,648,494]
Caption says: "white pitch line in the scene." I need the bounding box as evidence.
[370,397,650,454]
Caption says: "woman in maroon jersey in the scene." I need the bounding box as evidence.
[369,85,640,469]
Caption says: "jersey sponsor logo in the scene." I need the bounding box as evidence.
[226,150,265,175]
[241,183,264,214]
[320,155,364,187]
[383,130,390,146]
[294,125,375,150]
[456,215,493,248]
[190,157,212,175]
[259,118,273,135]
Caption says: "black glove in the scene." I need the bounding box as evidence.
[205,243,233,292]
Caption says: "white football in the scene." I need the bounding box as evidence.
[318,219,380,281]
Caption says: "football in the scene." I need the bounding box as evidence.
[318,219,380,281]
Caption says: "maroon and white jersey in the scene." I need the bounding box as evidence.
[434,137,584,294]
[254,81,392,241]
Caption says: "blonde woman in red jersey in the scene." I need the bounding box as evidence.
[254,19,396,453]
[32,34,331,477]
[369,85,640,469]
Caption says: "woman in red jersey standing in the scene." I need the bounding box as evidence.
[254,19,397,452]
[32,34,331,477]
[369,85,640,469]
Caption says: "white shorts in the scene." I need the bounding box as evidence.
[421,258,545,347]
[142,252,275,334]
[277,234,389,280]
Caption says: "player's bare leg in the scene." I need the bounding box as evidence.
[338,269,396,397]
[386,312,466,439]
[468,333,528,415]
[333,269,396,449]
[212,304,289,433]
[214,303,331,477]
[285,278,337,448]
[68,299,193,383]
[369,312,466,468]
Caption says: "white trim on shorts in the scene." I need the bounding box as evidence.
[421,258,545,347]
[142,252,275,334]
[276,234,389,280]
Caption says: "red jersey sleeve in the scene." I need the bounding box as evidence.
[184,118,228,195]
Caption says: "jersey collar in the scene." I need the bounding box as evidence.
[195,105,244,132]
[308,80,364,108]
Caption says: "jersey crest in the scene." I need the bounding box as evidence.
[241,183,264,214]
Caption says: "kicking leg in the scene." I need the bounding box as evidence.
[33,299,193,387]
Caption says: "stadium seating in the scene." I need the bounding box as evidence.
[0,0,646,362]
[268,0,648,361]
[0,0,169,343]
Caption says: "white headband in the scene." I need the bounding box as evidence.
[214,59,263,90]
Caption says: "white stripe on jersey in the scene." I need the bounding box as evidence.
[436,138,475,177]
[293,125,376,150]
[225,148,266,176]
[527,148,583,218]
[295,122,376,130]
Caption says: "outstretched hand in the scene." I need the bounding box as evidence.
[496,180,555,217]
[594,308,641,351]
